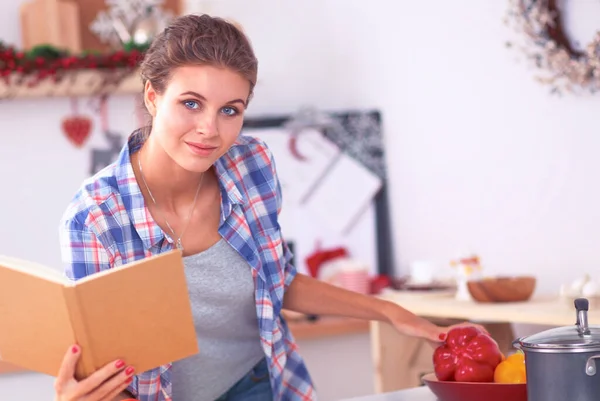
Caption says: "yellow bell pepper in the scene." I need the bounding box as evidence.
[493,352,526,384]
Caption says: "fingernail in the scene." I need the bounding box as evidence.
[438,333,447,341]
[125,366,135,376]
[71,345,79,354]
[115,360,125,369]
[126,377,133,383]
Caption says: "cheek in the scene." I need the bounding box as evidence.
[218,118,243,146]
[155,105,194,137]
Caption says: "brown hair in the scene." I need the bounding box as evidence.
[140,13,258,101]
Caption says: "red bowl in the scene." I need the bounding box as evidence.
[422,373,527,401]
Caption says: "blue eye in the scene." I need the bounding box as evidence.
[183,100,199,109]
[221,107,238,116]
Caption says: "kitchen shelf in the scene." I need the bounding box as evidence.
[0,68,142,99]
[288,316,370,340]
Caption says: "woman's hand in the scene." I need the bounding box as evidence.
[387,307,490,346]
[54,344,136,401]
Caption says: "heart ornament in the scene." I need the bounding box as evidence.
[62,116,92,148]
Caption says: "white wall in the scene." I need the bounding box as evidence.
[3,0,600,400]
[190,0,600,297]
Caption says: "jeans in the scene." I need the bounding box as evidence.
[215,358,273,401]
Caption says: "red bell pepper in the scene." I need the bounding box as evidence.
[433,326,503,382]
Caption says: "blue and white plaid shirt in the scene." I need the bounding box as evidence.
[59,130,316,400]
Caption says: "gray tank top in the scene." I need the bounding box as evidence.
[171,238,265,401]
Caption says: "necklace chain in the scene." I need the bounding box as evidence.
[137,155,204,251]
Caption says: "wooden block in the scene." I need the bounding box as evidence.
[20,0,82,53]
[58,0,82,53]
[73,0,182,53]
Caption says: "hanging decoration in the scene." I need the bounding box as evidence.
[89,95,125,175]
[62,97,92,148]
[90,0,174,49]
[505,0,600,95]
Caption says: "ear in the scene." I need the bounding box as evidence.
[144,81,158,117]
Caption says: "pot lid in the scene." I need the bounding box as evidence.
[517,298,600,351]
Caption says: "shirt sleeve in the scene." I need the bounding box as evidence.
[267,145,298,289]
[59,216,113,281]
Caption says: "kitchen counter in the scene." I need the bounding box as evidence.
[380,291,600,326]
[342,386,435,401]
[370,292,596,393]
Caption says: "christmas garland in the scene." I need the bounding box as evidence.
[0,40,149,90]
[506,0,600,95]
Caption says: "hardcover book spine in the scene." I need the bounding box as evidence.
[62,286,95,379]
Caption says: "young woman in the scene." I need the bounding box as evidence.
[53,14,483,401]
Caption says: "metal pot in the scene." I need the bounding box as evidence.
[513,298,600,401]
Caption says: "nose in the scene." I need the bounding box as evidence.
[195,110,218,137]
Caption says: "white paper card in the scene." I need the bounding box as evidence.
[303,152,382,235]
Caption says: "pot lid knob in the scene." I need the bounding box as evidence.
[575,298,591,336]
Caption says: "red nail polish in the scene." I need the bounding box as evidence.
[125,366,135,376]
[439,333,447,341]
[115,360,125,369]
[71,346,79,354]
[126,377,133,383]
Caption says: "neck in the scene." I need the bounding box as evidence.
[135,137,204,214]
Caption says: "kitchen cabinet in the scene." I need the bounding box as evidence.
[370,291,600,393]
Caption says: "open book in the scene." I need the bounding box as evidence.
[0,250,198,379]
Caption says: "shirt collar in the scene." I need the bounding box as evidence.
[114,130,165,250]
[114,130,247,251]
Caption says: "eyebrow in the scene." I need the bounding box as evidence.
[180,91,247,107]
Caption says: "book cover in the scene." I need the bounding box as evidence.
[0,250,198,379]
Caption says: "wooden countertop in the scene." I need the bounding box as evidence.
[382,290,600,326]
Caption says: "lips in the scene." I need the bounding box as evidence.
[186,141,218,156]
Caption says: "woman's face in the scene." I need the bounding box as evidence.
[145,65,250,173]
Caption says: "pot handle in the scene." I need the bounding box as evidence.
[585,354,600,376]
[512,337,525,350]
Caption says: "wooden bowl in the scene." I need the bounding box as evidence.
[422,373,527,401]
[467,276,536,303]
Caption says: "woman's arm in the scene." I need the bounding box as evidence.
[283,273,472,342]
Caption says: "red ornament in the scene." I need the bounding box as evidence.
[62,116,92,148]
[62,98,92,148]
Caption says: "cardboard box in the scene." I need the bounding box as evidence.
[0,250,198,379]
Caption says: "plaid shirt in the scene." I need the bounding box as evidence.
[59,130,316,401]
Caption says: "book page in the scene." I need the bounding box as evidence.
[0,255,66,284]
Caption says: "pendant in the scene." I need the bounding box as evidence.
[176,238,183,250]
